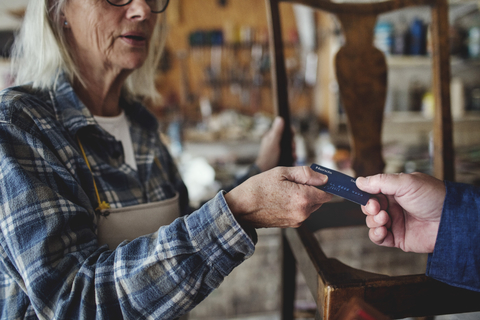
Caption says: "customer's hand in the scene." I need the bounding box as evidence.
[255,117,296,172]
[356,172,446,253]
[225,166,332,229]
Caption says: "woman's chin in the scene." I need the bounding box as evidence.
[120,58,147,72]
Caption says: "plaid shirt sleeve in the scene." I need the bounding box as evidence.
[0,88,255,319]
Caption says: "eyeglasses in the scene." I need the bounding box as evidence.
[106,0,169,13]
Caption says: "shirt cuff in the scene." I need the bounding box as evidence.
[219,190,258,245]
[426,180,480,292]
[185,191,256,277]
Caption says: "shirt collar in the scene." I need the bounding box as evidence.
[49,72,159,137]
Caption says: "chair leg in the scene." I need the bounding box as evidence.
[281,230,296,320]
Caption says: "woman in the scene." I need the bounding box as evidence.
[0,0,332,319]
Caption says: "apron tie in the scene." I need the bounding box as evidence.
[77,136,111,211]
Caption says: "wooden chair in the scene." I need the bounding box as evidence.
[335,296,391,320]
[265,0,480,319]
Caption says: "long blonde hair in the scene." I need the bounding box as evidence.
[11,0,167,103]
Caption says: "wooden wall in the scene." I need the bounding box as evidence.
[154,0,303,122]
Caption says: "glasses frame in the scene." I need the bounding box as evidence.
[106,0,170,13]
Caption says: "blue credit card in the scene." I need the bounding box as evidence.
[310,164,371,206]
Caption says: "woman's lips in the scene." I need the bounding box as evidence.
[120,33,147,47]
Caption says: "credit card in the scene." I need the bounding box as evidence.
[310,163,371,206]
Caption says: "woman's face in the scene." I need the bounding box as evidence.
[63,0,158,74]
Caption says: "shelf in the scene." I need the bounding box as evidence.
[387,55,432,67]
[384,111,480,122]
[335,111,480,126]
[203,79,271,87]
[448,0,478,5]
[386,55,480,68]
[188,41,298,50]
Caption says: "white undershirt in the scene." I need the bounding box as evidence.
[94,111,137,171]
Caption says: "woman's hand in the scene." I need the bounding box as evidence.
[356,172,446,253]
[225,166,332,229]
[255,117,296,171]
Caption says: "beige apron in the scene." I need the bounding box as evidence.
[76,136,181,247]
[77,137,189,320]
[96,193,180,248]
[97,196,189,320]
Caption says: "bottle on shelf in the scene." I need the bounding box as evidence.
[409,18,427,56]
[468,26,480,59]
[374,21,394,55]
[393,17,409,56]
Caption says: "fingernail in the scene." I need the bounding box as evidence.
[319,174,328,183]
[356,176,368,186]
[273,117,282,126]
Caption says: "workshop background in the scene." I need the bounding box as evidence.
[2,0,480,319]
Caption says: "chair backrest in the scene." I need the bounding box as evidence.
[266,0,454,180]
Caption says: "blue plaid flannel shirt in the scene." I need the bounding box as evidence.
[0,75,255,319]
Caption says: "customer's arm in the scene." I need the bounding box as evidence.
[357,172,480,292]
[426,181,480,292]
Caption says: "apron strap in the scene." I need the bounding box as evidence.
[76,135,167,212]
[77,136,111,211]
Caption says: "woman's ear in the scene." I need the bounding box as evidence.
[61,12,70,28]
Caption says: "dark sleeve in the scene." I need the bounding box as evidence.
[426,180,480,292]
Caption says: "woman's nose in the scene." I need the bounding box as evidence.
[126,0,152,20]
